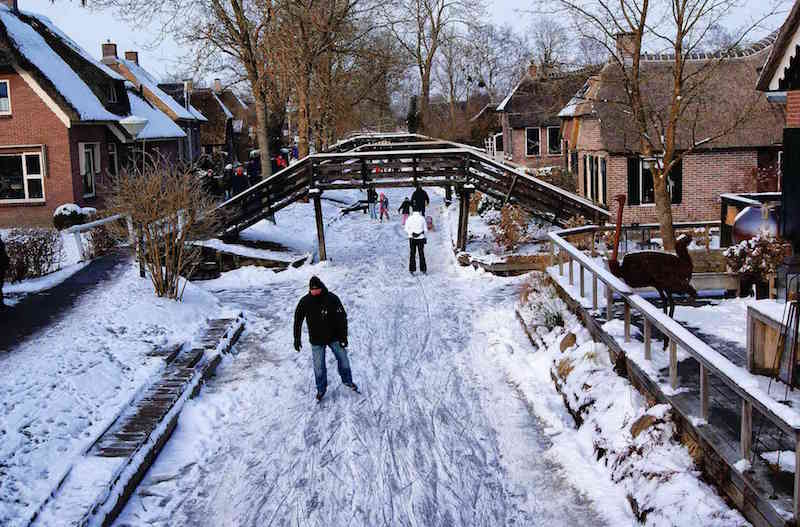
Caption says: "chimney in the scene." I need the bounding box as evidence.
[213,78,222,94]
[615,32,638,61]
[2,0,18,12]
[528,61,538,79]
[124,51,139,66]
[102,41,118,60]
[183,79,193,111]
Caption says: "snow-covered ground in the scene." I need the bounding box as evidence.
[0,267,221,526]
[112,189,628,526]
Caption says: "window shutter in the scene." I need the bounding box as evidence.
[94,144,102,174]
[627,157,640,205]
[670,158,683,204]
[583,155,588,197]
[78,143,86,176]
[601,157,607,205]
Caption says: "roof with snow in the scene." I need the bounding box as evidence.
[0,4,128,122]
[109,57,207,122]
[127,90,186,140]
[757,1,800,91]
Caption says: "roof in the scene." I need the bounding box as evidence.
[113,58,207,122]
[127,89,186,140]
[496,67,599,128]
[562,39,784,153]
[0,4,124,122]
[757,0,800,91]
[214,92,233,118]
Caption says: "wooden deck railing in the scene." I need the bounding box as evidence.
[548,224,800,521]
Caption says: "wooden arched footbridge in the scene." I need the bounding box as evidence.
[216,133,609,259]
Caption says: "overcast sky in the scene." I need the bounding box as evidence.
[19,0,790,83]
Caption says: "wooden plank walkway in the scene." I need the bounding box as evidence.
[550,279,797,527]
[29,315,245,527]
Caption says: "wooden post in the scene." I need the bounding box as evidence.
[73,231,86,262]
[137,224,146,278]
[579,263,585,298]
[569,256,574,285]
[592,275,598,310]
[794,434,800,522]
[558,249,564,276]
[644,318,652,360]
[456,189,466,251]
[741,400,752,460]
[549,241,554,268]
[606,287,614,322]
[624,302,631,343]
[591,232,597,257]
[310,188,327,261]
[445,184,453,204]
[670,340,678,389]
[700,363,709,421]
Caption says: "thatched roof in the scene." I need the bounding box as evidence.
[496,67,599,129]
[563,37,784,154]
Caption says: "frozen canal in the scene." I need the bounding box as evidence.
[114,190,605,526]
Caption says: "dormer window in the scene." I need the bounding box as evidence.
[108,84,118,103]
[0,80,10,114]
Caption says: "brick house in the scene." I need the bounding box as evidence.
[559,34,784,224]
[180,82,236,162]
[496,63,598,174]
[101,44,206,163]
[0,1,187,227]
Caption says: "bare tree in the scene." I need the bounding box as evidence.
[548,0,784,250]
[466,23,529,102]
[530,16,570,72]
[384,0,484,131]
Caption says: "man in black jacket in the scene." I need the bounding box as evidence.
[294,276,358,401]
[411,185,430,216]
[0,236,7,308]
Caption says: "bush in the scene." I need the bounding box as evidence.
[477,193,501,217]
[53,203,95,230]
[87,225,117,258]
[723,232,790,282]
[5,228,64,282]
[491,204,531,251]
[518,274,566,329]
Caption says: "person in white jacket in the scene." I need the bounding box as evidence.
[404,207,427,274]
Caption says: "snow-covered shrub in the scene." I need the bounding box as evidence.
[723,232,789,282]
[563,214,593,250]
[105,156,218,300]
[5,228,64,282]
[52,203,94,231]
[518,274,565,329]
[491,204,532,251]
[87,225,117,258]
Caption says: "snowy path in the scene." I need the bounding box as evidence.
[114,190,604,526]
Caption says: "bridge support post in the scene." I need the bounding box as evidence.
[310,188,327,261]
[445,185,452,205]
[457,184,474,252]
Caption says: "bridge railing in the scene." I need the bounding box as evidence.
[549,223,800,521]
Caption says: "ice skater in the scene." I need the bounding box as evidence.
[411,184,430,216]
[379,192,390,222]
[294,276,358,401]
[398,197,412,225]
[405,206,427,274]
[367,187,378,220]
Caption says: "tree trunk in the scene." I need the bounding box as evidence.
[254,92,272,178]
[297,80,310,158]
[420,69,431,133]
[653,170,676,251]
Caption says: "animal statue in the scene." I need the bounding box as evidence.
[608,194,696,326]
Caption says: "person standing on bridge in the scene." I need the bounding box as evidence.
[405,206,427,274]
[294,276,358,401]
[411,184,430,216]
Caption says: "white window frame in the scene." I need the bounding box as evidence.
[546,126,562,155]
[107,143,119,178]
[639,156,661,206]
[79,142,101,198]
[0,150,46,203]
[525,127,540,157]
[0,79,11,115]
[108,84,118,103]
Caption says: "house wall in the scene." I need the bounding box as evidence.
[507,127,564,170]
[0,70,72,227]
[605,149,760,224]
[788,90,800,127]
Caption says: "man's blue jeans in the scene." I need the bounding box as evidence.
[311,341,353,393]
[369,202,377,219]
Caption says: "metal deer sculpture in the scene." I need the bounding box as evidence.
[608,195,696,346]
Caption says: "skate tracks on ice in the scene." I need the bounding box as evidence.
[114,190,604,527]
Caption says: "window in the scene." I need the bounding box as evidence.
[627,156,682,205]
[0,80,10,114]
[0,151,44,202]
[108,84,118,103]
[779,150,784,191]
[108,143,118,178]
[569,151,578,174]
[582,154,607,204]
[525,127,540,157]
[79,142,101,197]
[547,126,562,155]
